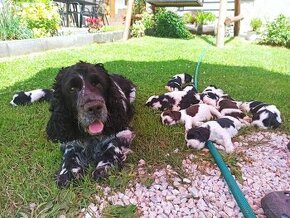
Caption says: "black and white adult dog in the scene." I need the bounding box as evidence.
[145,86,200,111]
[239,101,282,129]
[10,89,53,106]
[185,116,243,153]
[160,103,222,130]
[165,73,193,92]
[46,61,136,187]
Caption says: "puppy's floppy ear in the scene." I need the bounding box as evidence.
[170,111,181,121]
[198,127,210,142]
[46,67,81,143]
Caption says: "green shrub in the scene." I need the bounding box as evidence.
[182,13,195,24]
[261,14,290,48]
[150,9,192,39]
[250,18,262,31]
[19,2,61,38]
[0,1,33,40]
[142,12,154,29]
[130,20,145,37]
[195,11,216,25]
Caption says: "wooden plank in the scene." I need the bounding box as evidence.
[216,0,226,48]
[123,0,134,40]
[108,0,115,18]
[234,0,240,36]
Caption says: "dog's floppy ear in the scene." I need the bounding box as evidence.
[105,79,132,134]
[46,67,81,143]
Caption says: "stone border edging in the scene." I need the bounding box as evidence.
[0,30,123,58]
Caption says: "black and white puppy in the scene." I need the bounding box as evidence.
[165,73,193,92]
[161,103,222,130]
[185,116,242,153]
[10,89,54,106]
[239,101,282,129]
[146,87,200,111]
[202,85,225,96]
[217,98,251,125]
[200,85,226,107]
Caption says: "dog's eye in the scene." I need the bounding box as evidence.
[69,78,83,93]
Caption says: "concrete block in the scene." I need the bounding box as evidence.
[74,34,94,46]
[0,42,9,58]
[0,30,123,58]
[6,38,44,57]
[93,31,123,43]
[44,35,79,50]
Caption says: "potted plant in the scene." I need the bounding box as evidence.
[195,11,216,35]
[246,17,262,41]
[85,17,103,33]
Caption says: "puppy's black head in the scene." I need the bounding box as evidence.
[145,96,159,107]
[186,126,210,142]
[161,110,181,125]
[11,92,31,106]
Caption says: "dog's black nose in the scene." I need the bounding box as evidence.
[84,102,103,113]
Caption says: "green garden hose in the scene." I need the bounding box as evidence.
[194,46,256,218]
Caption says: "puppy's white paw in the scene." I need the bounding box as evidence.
[225,145,234,153]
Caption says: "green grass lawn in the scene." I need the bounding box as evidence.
[0,36,289,217]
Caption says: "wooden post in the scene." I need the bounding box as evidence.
[216,0,227,48]
[109,0,115,19]
[123,0,134,41]
[234,0,241,36]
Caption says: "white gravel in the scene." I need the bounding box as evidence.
[80,131,290,218]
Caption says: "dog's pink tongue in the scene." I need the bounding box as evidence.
[88,121,104,135]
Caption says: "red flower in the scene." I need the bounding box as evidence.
[92,17,97,24]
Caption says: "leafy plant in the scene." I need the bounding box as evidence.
[250,17,262,32]
[0,1,33,40]
[19,2,61,38]
[182,13,195,24]
[130,20,145,38]
[195,11,216,25]
[142,12,154,29]
[149,9,192,39]
[261,14,290,48]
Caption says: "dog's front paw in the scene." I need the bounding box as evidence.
[92,167,108,181]
[116,129,135,144]
[56,170,70,188]
[56,166,85,188]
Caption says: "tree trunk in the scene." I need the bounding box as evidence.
[216,0,227,48]
[123,0,134,41]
